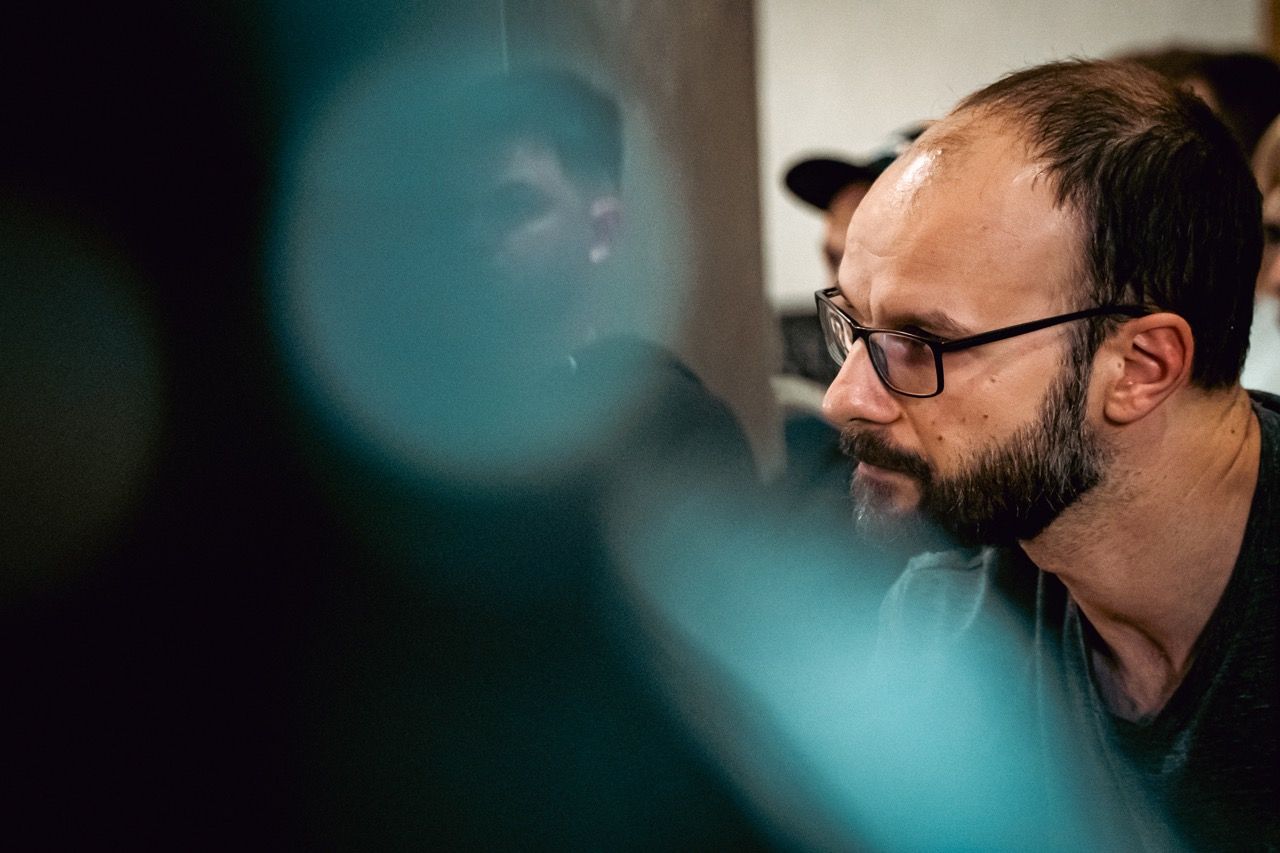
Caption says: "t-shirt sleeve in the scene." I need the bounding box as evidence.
[871,545,1042,703]
[875,548,992,664]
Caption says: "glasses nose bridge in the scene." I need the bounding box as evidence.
[823,325,902,427]
[818,293,908,396]
[840,321,889,385]
[840,325,892,389]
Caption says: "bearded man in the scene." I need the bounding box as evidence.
[818,60,1278,849]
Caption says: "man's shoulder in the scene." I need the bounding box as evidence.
[1247,389,1280,522]
[1251,389,1280,464]
[1249,388,1280,411]
[572,335,756,482]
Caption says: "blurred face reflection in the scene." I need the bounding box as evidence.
[279,66,636,485]
[466,139,615,364]
[822,119,1108,545]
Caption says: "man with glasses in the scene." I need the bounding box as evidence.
[819,60,1279,848]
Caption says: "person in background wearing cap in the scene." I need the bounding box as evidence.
[785,126,927,284]
[776,125,926,395]
[786,159,875,286]
[771,126,947,568]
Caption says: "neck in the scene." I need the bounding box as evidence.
[1022,387,1261,718]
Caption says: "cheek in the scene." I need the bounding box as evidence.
[493,213,590,278]
[898,399,965,473]
[916,355,1052,471]
[896,316,1061,441]
[913,404,991,473]
[504,212,563,257]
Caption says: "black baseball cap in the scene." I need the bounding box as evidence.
[784,123,929,211]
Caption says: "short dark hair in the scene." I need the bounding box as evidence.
[465,69,623,190]
[1120,46,1280,158]
[955,59,1262,388]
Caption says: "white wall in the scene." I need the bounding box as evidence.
[757,0,1263,311]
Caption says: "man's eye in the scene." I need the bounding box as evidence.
[1264,223,1280,246]
[480,186,554,230]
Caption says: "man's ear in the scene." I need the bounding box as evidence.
[589,195,621,264]
[1100,312,1195,424]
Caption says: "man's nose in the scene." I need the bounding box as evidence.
[821,340,901,429]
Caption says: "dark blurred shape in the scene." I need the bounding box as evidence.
[0,205,163,597]
[0,2,330,846]
[1120,45,1280,157]
[293,338,766,849]
[2,2,771,848]
[272,56,770,847]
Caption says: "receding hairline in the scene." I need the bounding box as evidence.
[877,58,1262,389]
[899,109,1096,311]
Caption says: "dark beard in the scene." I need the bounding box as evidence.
[840,352,1108,548]
[925,358,1107,545]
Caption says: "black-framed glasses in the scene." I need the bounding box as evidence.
[815,287,1148,398]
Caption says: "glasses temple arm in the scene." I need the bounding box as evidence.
[936,305,1147,353]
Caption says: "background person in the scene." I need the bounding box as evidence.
[773,127,928,523]
[1256,115,1280,309]
[1118,46,1280,397]
[777,125,926,390]
[1119,45,1280,160]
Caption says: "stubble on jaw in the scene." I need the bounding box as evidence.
[839,429,934,547]
[923,358,1106,546]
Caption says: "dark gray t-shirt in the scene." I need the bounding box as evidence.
[877,392,1280,850]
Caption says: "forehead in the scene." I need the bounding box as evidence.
[838,116,1083,327]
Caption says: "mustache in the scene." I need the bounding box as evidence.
[839,429,933,482]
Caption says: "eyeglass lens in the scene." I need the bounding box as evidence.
[871,333,936,394]
[818,300,938,395]
[818,303,853,365]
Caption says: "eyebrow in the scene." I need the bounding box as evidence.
[832,290,973,340]
[895,309,973,340]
